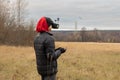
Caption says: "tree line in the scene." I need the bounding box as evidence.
[53,28,120,43]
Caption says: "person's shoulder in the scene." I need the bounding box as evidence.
[43,32,53,38]
[45,32,53,36]
[44,32,54,42]
[39,32,54,40]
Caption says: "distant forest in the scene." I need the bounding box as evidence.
[52,29,120,43]
[1,28,120,46]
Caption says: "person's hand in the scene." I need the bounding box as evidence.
[55,47,66,53]
[59,47,66,53]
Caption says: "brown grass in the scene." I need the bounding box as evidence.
[0,42,120,80]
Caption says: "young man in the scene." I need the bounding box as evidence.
[34,17,66,80]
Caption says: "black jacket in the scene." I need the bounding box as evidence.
[34,32,62,76]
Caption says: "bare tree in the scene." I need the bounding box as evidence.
[0,0,10,43]
[93,28,101,42]
[11,0,28,45]
[81,27,87,42]
[15,0,28,28]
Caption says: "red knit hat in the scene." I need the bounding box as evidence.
[36,17,49,32]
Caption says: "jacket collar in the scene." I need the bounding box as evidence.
[40,31,53,36]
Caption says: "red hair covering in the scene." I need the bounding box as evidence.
[36,17,49,32]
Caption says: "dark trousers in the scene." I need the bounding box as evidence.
[41,74,56,80]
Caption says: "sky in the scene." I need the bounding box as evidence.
[26,0,120,30]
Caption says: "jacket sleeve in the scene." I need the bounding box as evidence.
[44,36,62,61]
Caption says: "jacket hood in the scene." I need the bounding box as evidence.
[36,17,49,32]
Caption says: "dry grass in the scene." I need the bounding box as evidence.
[0,42,120,80]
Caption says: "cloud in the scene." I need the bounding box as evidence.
[27,0,120,30]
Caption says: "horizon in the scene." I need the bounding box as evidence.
[51,29,120,31]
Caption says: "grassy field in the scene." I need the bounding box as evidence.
[0,42,120,80]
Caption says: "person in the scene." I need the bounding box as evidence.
[34,16,66,80]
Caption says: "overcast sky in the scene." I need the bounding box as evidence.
[26,0,120,30]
